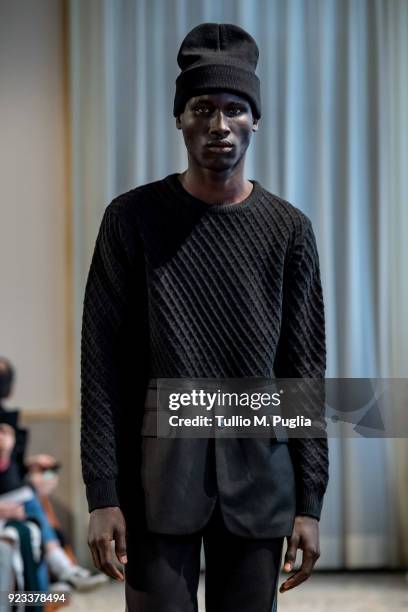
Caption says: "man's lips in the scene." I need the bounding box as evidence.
[205,141,234,153]
[206,141,233,147]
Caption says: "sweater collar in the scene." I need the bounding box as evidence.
[164,173,261,214]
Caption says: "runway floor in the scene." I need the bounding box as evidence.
[65,571,407,611]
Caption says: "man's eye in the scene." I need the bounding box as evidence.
[194,106,212,114]
[227,106,244,115]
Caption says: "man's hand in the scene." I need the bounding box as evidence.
[0,501,26,521]
[87,506,128,581]
[279,515,320,593]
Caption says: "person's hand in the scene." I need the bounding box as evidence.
[279,515,320,593]
[26,453,57,469]
[0,502,26,521]
[87,506,128,581]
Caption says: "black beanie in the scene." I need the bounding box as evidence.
[173,23,261,119]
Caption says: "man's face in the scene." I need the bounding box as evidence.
[0,423,15,456]
[176,92,259,172]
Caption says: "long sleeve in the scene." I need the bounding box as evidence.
[273,213,329,520]
[80,203,137,512]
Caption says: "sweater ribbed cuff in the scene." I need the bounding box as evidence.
[296,489,324,521]
[85,478,119,513]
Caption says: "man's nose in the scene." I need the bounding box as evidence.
[209,109,230,137]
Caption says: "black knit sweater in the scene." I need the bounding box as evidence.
[81,173,329,519]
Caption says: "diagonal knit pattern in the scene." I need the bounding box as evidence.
[81,173,329,518]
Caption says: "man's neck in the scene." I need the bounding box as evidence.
[178,168,253,205]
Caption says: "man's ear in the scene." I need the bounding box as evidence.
[176,116,182,129]
[252,118,259,133]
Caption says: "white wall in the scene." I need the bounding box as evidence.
[0,0,71,414]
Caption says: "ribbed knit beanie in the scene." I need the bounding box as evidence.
[173,23,261,119]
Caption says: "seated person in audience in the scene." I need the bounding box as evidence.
[26,454,77,564]
[1,358,73,561]
[0,360,108,592]
[0,412,47,594]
